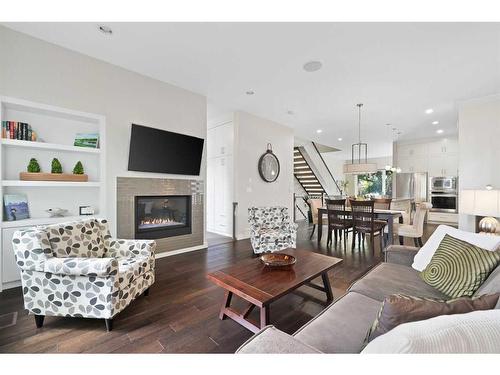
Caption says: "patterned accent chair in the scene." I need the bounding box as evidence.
[12,218,155,331]
[248,207,297,254]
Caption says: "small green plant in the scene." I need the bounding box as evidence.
[72,161,84,175]
[27,158,41,173]
[51,158,62,174]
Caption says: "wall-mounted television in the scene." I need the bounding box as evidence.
[128,124,204,175]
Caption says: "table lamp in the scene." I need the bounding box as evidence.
[460,188,500,234]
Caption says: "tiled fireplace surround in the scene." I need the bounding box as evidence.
[116,177,204,255]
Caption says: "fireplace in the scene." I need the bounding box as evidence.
[134,195,192,239]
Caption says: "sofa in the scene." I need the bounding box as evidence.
[248,207,297,254]
[237,242,500,353]
[12,218,156,331]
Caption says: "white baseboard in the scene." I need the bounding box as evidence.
[1,280,21,291]
[208,229,233,238]
[155,242,208,259]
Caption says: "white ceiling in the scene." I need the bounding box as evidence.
[3,22,500,158]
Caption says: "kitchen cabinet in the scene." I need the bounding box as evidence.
[427,212,458,224]
[207,122,233,158]
[396,137,459,177]
[398,156,428,173]
[207,122,234,237]
[428,154,458,177]
[428,138,459,155]
[397,143,427,158]
[213,156,233,235]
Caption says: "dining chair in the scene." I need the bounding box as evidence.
[350,200,387,251]
[373,197,392,210]
[307,197,324,240]
[392,202,432,247]
[325,198,352,247]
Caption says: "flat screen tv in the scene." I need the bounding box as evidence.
[128,124,204,175]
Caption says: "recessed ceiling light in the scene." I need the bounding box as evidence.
[98,25,113,35]
[425,108,434,114]
[436,129,444,134]
[337,137,343,141]
[303,61,323,72]
[432,121,439,125]
[316,129,323,134]
[245,90,255,95]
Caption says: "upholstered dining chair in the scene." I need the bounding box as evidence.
[248,207,297,254]
[391,202,432,247]
[307,198,324,240]
[12,218,156,331]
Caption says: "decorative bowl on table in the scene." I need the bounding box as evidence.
[260,253,296,268]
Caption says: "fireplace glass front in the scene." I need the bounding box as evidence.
[134,195,192,239]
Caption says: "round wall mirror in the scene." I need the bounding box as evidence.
[258,144,280,183]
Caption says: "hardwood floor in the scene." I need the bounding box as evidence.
[0,222,438,353]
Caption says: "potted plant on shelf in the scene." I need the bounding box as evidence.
[27,158,41,173]
[19,158,88,182]
[73,161,84,175]
[51,158,62,173]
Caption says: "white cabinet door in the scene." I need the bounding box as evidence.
[2,227,25,284]
[428,138,458,155]
[207,128,217,158]
[397,157,411,173]
[213,156,233,236]
[443,138,458,154]
[428,153,458,177]
[428,140,445,155]
[399,156,427,173]
[428,154,445,177]
[208,122,234,158]
[206,158,216,231]
[217,122,234,157]
[398,143,427,158]
[412,157,428,173]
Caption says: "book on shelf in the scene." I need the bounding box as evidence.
[1,121,37,141]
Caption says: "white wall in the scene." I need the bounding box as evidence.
[233,111,294,239]
[458,95,500,231]
[0,26,207,237]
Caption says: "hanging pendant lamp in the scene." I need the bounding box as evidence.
[343,103,377,174]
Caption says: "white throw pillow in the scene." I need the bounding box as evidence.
[412,225,500,271]
[361,309,500,354]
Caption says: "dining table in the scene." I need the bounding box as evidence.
[317,207,405,248]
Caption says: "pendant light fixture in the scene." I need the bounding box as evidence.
[343,103,377,174]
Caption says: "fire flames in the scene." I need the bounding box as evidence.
[140,217,178,226]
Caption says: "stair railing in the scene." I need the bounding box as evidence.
[311,141,342,195]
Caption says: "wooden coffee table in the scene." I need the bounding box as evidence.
[207,249,343,333]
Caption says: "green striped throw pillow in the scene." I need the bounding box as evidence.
[420,234,500,298]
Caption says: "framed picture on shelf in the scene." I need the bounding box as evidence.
[74,133,99,148]
[4,194,30,221]
[79,205,95,215]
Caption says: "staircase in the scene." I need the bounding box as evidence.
[294,147,325,198]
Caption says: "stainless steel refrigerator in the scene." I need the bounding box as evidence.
[395,172,428,202]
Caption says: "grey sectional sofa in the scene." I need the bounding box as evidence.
[237,244,500,353]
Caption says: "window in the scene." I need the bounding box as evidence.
[354,170,393,198]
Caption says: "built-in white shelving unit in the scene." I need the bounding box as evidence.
[0,96,106,291]
[1,138,101,154]
[1,180,102,187]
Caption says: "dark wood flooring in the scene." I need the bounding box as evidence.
[0,222,438,353]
